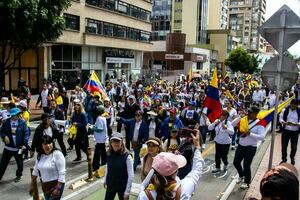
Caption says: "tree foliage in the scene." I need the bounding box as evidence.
[0,0,71,90]
[225,47,260,74]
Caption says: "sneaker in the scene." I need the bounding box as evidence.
[67,147,73,152]
[201,144,206,149]
[212,168,221,173]
[236,177,244,184]
[280,160,287,165]
[72,158,82,163]
[240,183,249,189]
[223,165,228,172]
[231,145,236,150]
[14,176,22,183]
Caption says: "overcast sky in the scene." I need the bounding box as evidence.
[265,0,300,56]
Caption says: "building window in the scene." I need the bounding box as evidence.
[103,0,115,10]
[85,18,150,42]
[64,14,80,31]
[197,62,203,70]
[117,1,128,14]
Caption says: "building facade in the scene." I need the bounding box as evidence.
[151,0,172,41]
[46,0,153,88]
[228,0,266,52]
[171,0,208,45]
[208,0,229,30]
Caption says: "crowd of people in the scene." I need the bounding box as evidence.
[0,73,299,200]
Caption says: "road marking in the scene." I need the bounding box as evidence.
[220,124,271,200]
[62,180,101,200]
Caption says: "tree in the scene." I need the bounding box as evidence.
[0,0,71,92]
[224,47,260,74]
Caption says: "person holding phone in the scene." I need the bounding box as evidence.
[208,110,234,173]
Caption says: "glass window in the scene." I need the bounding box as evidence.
[63,45,72,61]
[103,23,113,36]
[114,25,126,38]
[64,13,80,31]
[86,19,97,33]
[103,0,115,10]
[52,45,62,61]
[130,6,139,18]
[86,0,102,6]
[140,31,150,42]
[73,46,82,61]
[128,29,139,40]
[118,1,128,14]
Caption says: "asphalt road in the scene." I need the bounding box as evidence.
[0,122,271,200]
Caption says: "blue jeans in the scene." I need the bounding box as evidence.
[133,147,141,171]
[44,184,65,200]
[200,126,208,145]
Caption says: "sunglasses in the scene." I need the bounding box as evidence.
[74,104,80,107]
[147,144,159,148]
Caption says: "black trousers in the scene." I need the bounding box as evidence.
[105,183,126,200]
[215,143,230,168]
[281,130,299,162]
[106,118,112,137]
[56,132,67,156]
[233,145,257,184]
[125,125,130,151]
[92,143,107,171]
[0,148,23,179]
[75,140,88,159]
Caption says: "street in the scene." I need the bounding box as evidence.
[0,123,289,200]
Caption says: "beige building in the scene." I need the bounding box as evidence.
[46,0,152,88]
[228,0,266,53]
[208,0,229,30]
[171,0,208,45]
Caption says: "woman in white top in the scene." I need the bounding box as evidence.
[138,129,204,200]
[208,110,234,173]
[30,135,66,200]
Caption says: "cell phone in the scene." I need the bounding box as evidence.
[179,128,196,138]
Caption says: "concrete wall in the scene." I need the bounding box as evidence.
[181,0,199,45]
[208,0,221,29]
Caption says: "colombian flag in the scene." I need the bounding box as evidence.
[203,68,222,122]
[84,71,109,100]
[256,96,294,127]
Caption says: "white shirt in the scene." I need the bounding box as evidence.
[279,108,300,131]
[268,93,276,108]
[252,90,264,102]
[43,126,53,137]
[208,120,234,144]
[225,107,237,122]
[32,150,66,183]
[105,106,114,126]
[138,149,204,200]
[94,116,108,143]
[5,120,19,152]
[133,121,142,142]
[148,120,156,138]
[41,89,49,107]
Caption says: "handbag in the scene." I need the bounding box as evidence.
[41,180,58,195]
[69,124,77,140]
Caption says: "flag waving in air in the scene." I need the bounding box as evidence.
[203,68,222,122]
[84,71,109,100]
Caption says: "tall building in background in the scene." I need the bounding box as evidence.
[171,0,208,44]
[151,0,172,41]
[208,0,229,30]
[228,0,266,52]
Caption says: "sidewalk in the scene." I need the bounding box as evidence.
[244,132,300,199]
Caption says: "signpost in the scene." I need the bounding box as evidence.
[259,5,300,170]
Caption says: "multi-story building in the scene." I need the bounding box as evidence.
[151,0,172,41]
[48,0,153,88]
[208,0,229,30]
[171,0,208,44]
[228,0,266,52]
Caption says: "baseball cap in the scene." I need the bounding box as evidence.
[147,110,158,116]
[18,100,27,108]
[152,152,187,177]
[73,99,80,103]
[189,101,197,107]
[110,132,124,141]
[168,108,177,115]
[171,125,179,132]
[10,108,21,117]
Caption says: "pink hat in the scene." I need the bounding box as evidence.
[152,152,187,177]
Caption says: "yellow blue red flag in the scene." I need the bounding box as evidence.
[83,71,109,100]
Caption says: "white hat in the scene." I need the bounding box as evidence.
[18,100,27,108]
[73,99,80,103]
[0,97,10,104]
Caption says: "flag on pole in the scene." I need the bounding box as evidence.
[187,67,193,82]
[225,90,241,109]
[203,68,222,122]
[83,71,109,100]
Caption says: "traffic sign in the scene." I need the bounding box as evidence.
[258,5,300,52]
[261,56,299,91]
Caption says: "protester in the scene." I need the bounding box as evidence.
[279,99,299,165]
[36,83,53,113]
[0,108,29,182]
[208,110,234,173]
[104,132,133,200]
[30,135,66,200]
[138,129,204,199]
[141,137,163,181]
[232,106,265,189]
[118,110,149,171]
[92,105,108,173]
